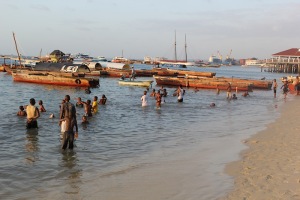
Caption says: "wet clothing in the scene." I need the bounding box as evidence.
[60,101,78,150]
[26,105,39,129]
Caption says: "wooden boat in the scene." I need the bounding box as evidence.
[154,76,253,92]
[211,77,272,90]
[152,68,216,77]
[12,70,99,87]
[118,79,153,87]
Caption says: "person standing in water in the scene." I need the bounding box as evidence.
[60,95,78,150]
[17,105,27,116]
[177,85,184,102]
[226,83,232,99]
[26,98,40,129]
[92,96,98,113]
[272,79,278,98]
[38,100,46,112]
[141,91,148,107]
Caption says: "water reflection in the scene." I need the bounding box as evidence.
[25,129,39,164]
[60,151,82,197]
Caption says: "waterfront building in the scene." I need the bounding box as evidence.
[265,48,300,73]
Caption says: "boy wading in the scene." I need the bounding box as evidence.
[60,95,78,150]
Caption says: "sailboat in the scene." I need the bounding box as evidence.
[158,32,195,67]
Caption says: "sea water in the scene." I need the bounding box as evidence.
[0,64,292,199]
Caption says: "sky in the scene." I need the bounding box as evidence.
[1,0,300,60]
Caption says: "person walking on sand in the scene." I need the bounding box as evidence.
[38,100,46,112]
[226,83,232,99]
[281,80,289,99]
[272,79,278,98]
[141,91,148,107]
[60,95,78,150]
[17,105,27,116]
[26,98,40,129]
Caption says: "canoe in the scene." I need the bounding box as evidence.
[154,76,253,92]
[12,70,100,87]
[118,80,153,87]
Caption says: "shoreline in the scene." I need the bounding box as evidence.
[222,97,300,199]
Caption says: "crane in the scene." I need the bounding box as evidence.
[226,49,232,60]
[217,51,222,61]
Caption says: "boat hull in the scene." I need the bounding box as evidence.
[154,76,253,92]
[118,80,153,87]
[12,71,99,87]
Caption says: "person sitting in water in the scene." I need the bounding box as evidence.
[232,94,238,100]
[76,97,84,108]
[82,115,89,124]
[242,91,250,97]
[38,100,46,112]
[99,94,107,105]
[17,105,27,116]
[85,87,91,94]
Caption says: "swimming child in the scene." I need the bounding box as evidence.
[17,105,27,116]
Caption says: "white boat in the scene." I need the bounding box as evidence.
[118,80,153,87]
[112,56,128,63]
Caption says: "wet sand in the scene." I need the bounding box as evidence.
[223,97,300,199]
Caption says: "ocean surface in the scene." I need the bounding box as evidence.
[0,64,293,199]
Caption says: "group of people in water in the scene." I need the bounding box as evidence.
[17,76,294,151]
[17,93,108,150]
[141,85,185,108]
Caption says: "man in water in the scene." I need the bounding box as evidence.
[60,95,78,150]
[177,85,184,102]
[226,83,232,99]
[26,98,40,129]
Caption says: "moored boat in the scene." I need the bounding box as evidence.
[154,76,253,92]
[12,70,99,87]
[118,79,153,87]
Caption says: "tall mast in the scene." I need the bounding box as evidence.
[174,30,177,62]
[12,32,22,67]
[185,34,187,62]
[39,48,42,60]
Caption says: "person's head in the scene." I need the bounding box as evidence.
[157,90,160,94]
[233,94,236,97]
[210,103,216,107]
[102,94,106,98]
[94,96,98,101]
[152,89,155,92]
[77,97,81,101]
[65,95,70,102]
[19,105,24,111]
[39,100,43,105]
[87,99,91,105]
[144,91,147,95]
[30,98,36,105]
[274,79,276,82]
[82,115,88,122]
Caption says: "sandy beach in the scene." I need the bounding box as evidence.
[222,97,300,200]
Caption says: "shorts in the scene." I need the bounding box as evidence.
[26,120,38,129]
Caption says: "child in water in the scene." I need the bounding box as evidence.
[17,105,27,116]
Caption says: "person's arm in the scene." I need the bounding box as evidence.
[35,107,40,119]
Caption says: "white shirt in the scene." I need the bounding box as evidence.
[141,95,148,107]
[178,88,183,100]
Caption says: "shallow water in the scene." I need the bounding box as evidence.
[0,65,292,199]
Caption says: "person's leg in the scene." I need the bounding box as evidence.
[62,132,68,150]
[68,132,75,149]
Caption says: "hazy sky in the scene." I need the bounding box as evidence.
[1,0,300,60]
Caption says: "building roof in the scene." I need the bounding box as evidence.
[273,48,300,57]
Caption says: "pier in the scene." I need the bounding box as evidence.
[264,48,300,74]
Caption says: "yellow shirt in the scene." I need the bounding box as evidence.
[92,101,98,113]
[27,105,38,120]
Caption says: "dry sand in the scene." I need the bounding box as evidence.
[222,98,300,200]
